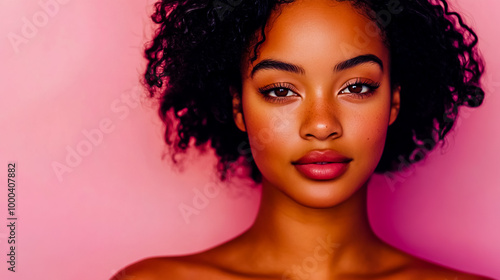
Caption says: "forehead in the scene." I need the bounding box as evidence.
[243,0,389,72]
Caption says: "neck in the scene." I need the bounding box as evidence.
[241,178,385,277]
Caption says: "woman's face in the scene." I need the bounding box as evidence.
[233,0,400,208]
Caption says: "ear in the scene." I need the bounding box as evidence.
[231,87,246,132]
[389,86,401,126]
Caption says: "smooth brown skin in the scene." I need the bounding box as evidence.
[112,1,492,279]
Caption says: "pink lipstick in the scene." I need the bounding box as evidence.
[292,150,351,181]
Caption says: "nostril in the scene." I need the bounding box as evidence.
[299,106,342,140]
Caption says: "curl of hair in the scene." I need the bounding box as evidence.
[143,0,484,183]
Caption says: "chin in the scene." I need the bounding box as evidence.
[271,172,370,209]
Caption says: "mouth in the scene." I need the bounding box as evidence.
[292,150,352,165]
[292,150,352,180]
[293,162,350,181]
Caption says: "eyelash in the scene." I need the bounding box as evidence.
[340,79,380,98]
[258,82,298,104]
[258,79,381,103]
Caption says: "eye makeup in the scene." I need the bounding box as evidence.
[257,78,381,104]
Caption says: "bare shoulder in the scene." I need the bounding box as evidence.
[397,254,493,280]
[109,235,255,280]
[369,239,493,280]
[110,256,186,280]
[110,242,494,280]
[109,253,242,280]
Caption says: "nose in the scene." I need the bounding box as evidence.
[299,94,342,141]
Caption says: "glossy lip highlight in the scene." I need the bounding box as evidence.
[292,150,352,181]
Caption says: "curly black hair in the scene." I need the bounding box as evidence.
[143,0,484,184]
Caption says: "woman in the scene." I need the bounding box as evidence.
[113,0,491,278]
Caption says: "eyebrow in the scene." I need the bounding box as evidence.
[251,54,384,77]
[251,59,305,77]
[334,54,384,72]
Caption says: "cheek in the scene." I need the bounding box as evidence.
[351,106,390,159]
[244,118,284,182]
[247,125,276,157]
[244,114,291,158]
[242,103,277,161]
[242,96,299,153]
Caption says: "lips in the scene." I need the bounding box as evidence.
[292,150,352,165]
[292,150,352,180]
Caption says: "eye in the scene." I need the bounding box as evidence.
[339,79,380,97]
[341,84,370,94]
[267,88,296,98]
[258,82,299,103]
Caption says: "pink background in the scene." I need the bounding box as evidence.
[0,0,499,279]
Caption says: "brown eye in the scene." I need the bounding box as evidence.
[258,83,299,103]
[339,81,379,96]
[347,85,363,94]
[267,88,295,98]
[340,84,369,94]
[275,88,290,97]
